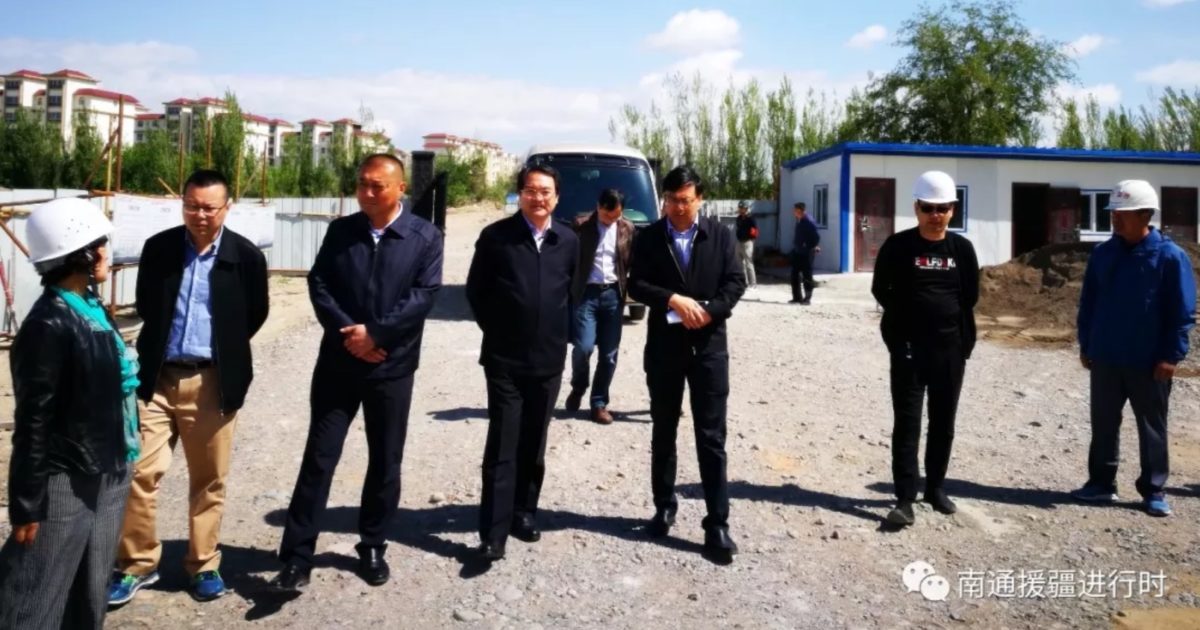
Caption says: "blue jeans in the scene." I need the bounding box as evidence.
[570,285,623,409]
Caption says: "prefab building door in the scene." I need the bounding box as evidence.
[854,177,895,271]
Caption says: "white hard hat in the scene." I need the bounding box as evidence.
[1104,180,1159,212]
[26,197,113,264]
[913,171,957,204]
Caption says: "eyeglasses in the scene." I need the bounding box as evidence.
[521,188,556,199]
[183,201,228,216]
[918,203,954,215]
[663,195,698,207]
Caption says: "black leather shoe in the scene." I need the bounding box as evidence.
[511,516,541,543]
[268,564,311,593]
[356,546,389,586]
[477,542,506,562]
[648,506,676,538]
[564,387,585,413]
[886,501,916,526]
[703,528,738,565]
[924,489,958,515]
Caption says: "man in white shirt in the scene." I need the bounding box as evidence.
[564,189,635,424]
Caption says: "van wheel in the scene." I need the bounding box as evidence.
[627,304,647,321]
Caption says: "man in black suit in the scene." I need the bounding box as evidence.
[628,165,745,564]
[113,169,268,604]
[466,164,578,562]
[271,153,443,591]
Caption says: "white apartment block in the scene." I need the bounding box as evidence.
[422,133,521,185]
[3,68,142,147]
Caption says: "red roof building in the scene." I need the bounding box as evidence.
[45,69,97,82]
[4,69,44,80]
[75,88,140,105]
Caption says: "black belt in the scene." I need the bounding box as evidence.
[588,282,619,290]
[165,359,214,370]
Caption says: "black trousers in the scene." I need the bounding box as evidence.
[1087,361,1171,497]
[889,343,966,501]
[648,349,730,530]
[279,364,414,568]
[790,248,815,301]
[479,367,562,545]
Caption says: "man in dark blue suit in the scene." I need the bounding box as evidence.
[272,154,443,591]
[466,164,578,562]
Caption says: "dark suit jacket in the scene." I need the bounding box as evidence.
[308,210,443,380]
[136,226,269,413]
[627,215,745,369]
[466,213,578,375]
[570,213,634,303]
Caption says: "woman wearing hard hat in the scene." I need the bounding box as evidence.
[0,197,139,629]
[1073,179,1197,517]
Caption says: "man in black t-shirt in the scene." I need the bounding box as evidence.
[870,171,979,528]
[734,201,758,288]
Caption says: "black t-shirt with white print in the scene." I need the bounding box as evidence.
[909,236,961,342]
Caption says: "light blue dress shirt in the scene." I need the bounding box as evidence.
[667,218,699,270]
[165,229,223,361]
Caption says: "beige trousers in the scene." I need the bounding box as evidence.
[116,366,238,576]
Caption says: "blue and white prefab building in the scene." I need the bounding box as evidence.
[778,143,1200,272]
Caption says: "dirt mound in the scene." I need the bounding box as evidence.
[978,239,1200,374]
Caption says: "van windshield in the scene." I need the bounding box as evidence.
[534,159,658,226]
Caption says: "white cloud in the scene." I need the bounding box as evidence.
[1135,59,1200,84]
[1142,0,1194,7]
[1056,83,1123,108]
[644,10,740,55]
[0,38,626,150]
[1062,34,1107,59]
[845,25,888,50]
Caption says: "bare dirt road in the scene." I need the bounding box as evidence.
[2,207,1198,629]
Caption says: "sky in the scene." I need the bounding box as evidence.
[3,0,1199,154]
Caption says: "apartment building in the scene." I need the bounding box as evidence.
[3,68,142,146]
[422,132,521,185]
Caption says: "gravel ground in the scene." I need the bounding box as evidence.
[2,207,1199,629]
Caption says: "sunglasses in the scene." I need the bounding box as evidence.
[918,203,954,215]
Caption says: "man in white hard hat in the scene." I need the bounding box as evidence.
[1072,179,1196,517]
[871,170,979,528]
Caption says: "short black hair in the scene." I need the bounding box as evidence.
[183,169,230,201]
[516,164,560,193]
[662,165,704,196]
[359,153,407,178]
[39,237,108,287]
[793,202,806,211]
[598,188,625,210]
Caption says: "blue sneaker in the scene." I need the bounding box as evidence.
[1070,484,1118,504]
[191,570,226,601]
[1145,493,1171,517]
[107,570,159,607]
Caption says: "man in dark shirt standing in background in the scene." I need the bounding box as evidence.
[871,170,979,528]
[790,202,820,304]
[734,201,758,289]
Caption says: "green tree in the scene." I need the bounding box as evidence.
[841,0,1074,145]
[717,85,743,197]
[120,129,178,194]
[0,109,63,188]
[1056,99,1085,148]
[1082,96,1104,149]
[738,78,769,197]
[209,91,248,192]
[63,112,103,189]
[765,77,799,186]
[1101,108,1141,150]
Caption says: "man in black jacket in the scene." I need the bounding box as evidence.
[272,154,443,591]
[628,165,745,565]
[790,202,820,304]
[112,169,269,604]
[466,164,578,562]
[870,170,979,528]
